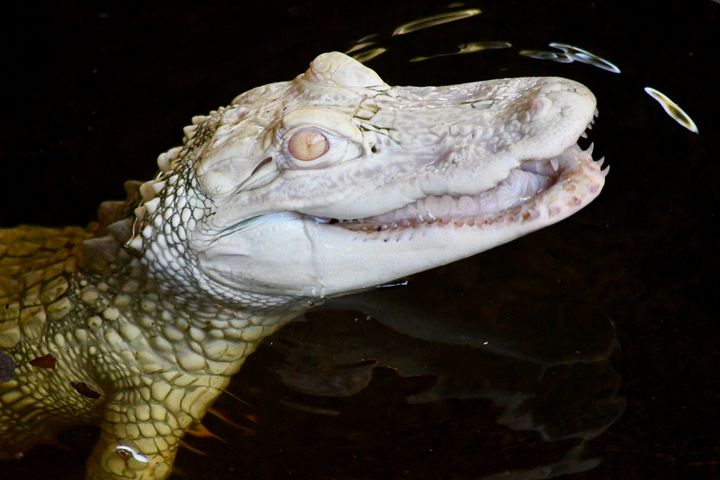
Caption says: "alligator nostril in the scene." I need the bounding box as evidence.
[529,97,549,116]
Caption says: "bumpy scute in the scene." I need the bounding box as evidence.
[0,227,88,349]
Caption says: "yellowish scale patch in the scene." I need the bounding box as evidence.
[0,226,88,349]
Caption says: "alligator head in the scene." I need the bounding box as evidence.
[129,52,606,307]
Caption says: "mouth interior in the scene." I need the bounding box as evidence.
[310,116,603,232]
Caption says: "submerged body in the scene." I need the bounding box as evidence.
[0,52,606,478]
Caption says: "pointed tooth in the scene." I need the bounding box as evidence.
[183,125,196,139]
[594,108,599,117]
[595,156,605,168]
[144,197,160,215]
[580,131,588,138]
[550,157,560,172]
[600,162,610,177]
[191,115,207,125]
[586,142,594,155]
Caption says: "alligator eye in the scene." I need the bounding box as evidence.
[288,129,329,161]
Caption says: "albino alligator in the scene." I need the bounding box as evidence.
[0,52,606,479]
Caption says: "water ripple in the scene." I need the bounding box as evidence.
[520,42,621,73]
[644,87,699,133]
[410,41,512,63]
[392,8,482,36]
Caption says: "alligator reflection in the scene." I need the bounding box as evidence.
[197,253,623,479]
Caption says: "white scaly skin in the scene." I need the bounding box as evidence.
[0,52,606,479]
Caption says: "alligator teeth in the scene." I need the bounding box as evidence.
[550,157,559,172]
[134,206,147,219]
[585,142,594,155]
[599,158,610,177]
[191,115,207,125]
[580,131,588,138]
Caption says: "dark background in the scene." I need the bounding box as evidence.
[2,0,719,478]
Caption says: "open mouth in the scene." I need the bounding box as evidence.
[311,111,607,232]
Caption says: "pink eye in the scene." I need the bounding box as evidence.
[288,129,329,161]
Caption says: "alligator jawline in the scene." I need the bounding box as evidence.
[311,144,605,233]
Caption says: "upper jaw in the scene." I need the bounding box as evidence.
[294,77,599,223]
[301,81,604,232]
[311,140,606,233]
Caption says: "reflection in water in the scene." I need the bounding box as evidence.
[348,8,486,64]
[410,41,512,63]
[176,247,625,478]
[228,252,626,478]
[344,34,384,62]
[344,34,379,55]
[644,87,699,133]
[349,10,698,140]
[520,42,621,73]
[392,8,482,36]
[274,292,623,438]
[101,443,149,474]
[349,47,387,64]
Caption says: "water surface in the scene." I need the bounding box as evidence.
[2,0,719,478]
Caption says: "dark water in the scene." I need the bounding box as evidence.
[2,0,719,478]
